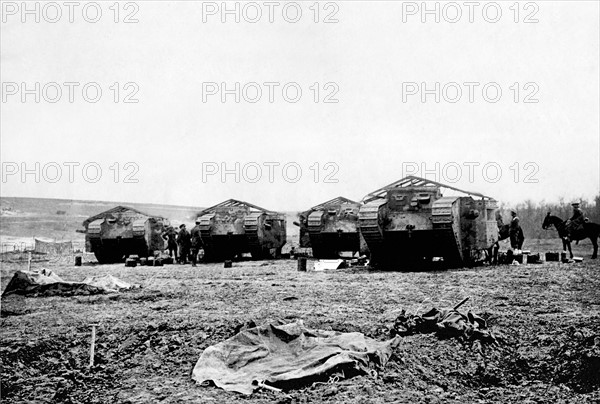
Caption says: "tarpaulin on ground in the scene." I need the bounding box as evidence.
[34,238,73,255]
[1,269,134,297]
[82,274,134,292]
[393,307,496,343]
[192,320,400,395]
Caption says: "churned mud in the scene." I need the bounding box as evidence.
[1,241,599,403]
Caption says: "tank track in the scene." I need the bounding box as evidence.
[198,213,216,255]
[358,200,386,247]
[243,212,263,252]
[307,210,325,253]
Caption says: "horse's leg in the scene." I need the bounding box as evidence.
[567,241,573,258]
[493,243,499,264]
[488,245,496,264]
[591,236,598,259]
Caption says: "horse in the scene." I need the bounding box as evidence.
[542,212,599,259]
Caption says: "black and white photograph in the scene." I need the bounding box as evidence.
[1,1,599,402]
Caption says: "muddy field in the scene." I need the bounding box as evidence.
[1,240,599,403]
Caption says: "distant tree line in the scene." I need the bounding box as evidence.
[497,194,600,239]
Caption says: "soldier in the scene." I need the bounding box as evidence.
[176,224,191,264]
[509,210,524,250]
[190,219,202,267]
[566,202,586,233]
[162,226,178,261]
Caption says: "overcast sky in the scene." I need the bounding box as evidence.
[1,1,599,211]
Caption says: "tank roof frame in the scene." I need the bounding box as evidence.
[82,205,164,227]
[310,196,360,211]
[362,175,493,204]
[197,199,280,216]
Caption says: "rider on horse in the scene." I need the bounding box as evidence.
[566,202,587,234]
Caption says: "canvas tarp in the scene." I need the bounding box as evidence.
[192,320,400,395]
[34,238,73,255]
[82,275,134,292]
[2,269,134,297]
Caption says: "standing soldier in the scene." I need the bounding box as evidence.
[177,224,191,264]
[190,218,202,267]
[162,226,178,262]
[509,210,524,250]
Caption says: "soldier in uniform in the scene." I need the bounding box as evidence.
[162,226,178,261]
[176,224,191,264]
[509,210,524,250]
[190,219,202,267]
[566,202,586,233]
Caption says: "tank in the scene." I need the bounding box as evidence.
[295,197,366,258]
[81,206,167,264]
[196,199,287,261]
[358,176,498,268]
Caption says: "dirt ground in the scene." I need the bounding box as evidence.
[1,239,599,403]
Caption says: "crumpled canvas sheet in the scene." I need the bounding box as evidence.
[82,274,133,292]
[2,269,134,297]
[192,321,400,395]
[393,307,496,343]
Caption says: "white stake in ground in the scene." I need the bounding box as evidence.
[89,324,98,367]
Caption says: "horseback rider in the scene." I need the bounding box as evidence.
[566,202,587,234]
[509,210,524,250]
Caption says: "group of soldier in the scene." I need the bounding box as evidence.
[161,219,203,266]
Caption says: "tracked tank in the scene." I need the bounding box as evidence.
[196,199,286,261]
[81,206,167,264]
[358,176,498,268]
[295,197,366,258]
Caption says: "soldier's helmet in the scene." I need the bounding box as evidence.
[571,202,580,208]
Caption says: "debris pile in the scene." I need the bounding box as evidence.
[391,306,497,344]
